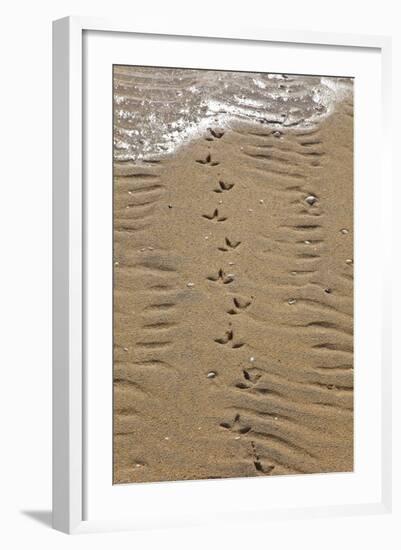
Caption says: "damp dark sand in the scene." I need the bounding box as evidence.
[113,66,353,483]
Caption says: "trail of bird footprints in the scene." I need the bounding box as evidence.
[196,139,250,355]
[196,133,284,475]
[197,121,353,477]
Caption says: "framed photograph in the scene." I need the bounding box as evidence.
[52,16,392,534]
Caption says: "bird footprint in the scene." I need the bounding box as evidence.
[202,208,227,222]
[196,153,219,166]
[214,328,244,348]
[227,296,253,315]
[208,128,225,139]
[218,237,241,251]
[240,368,262,386]
[207,268,234,284]
[220,413,251,434]
[214,180,235,193]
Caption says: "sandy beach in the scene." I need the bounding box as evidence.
[113,66,353,483]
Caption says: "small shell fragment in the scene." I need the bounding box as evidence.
[305,195,317,206]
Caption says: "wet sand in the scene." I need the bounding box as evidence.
[113,67,353,483]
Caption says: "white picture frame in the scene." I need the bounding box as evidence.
[52,16,392,534]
